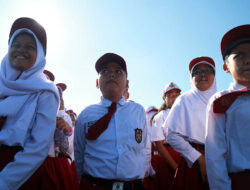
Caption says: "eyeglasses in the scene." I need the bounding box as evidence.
[166,93,180,98]
[192,68,214,77]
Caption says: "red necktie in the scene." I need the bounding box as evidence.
[0,117,7,131]
[213,88,250,113]
[87,102,117,140]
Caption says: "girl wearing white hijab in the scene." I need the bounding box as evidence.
[163,57,217,190]
[0,17,59,190]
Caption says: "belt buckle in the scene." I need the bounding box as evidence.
[153,150,158,155]
[112,182,124,190]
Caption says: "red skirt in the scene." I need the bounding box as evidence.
[155,146,181,190]
[0,148,79,190]
[172,150,209,190]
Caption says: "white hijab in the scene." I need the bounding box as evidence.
[0,28,59,144]
[165,62,217,143]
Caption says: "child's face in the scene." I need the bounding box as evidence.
[164,89,180,108]
[224,43,250,86]
[97,62,128,100]
[8,33,37,71]
[192,64,215,91]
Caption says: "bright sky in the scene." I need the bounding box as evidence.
[0,0,250,114]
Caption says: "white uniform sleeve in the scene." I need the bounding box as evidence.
[205,101,231,190]
[74,113,86,182]
[151,114,165,142]
[166,129,201,168]
[0,92,58,190]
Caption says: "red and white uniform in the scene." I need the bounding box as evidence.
[206,82,250,190]
[163,62,217,190]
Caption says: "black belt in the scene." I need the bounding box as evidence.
[230,169,250,175]
[57,152,72,162]
[84,174,144,190]
[0,144,23,151]
[190,142,205,150]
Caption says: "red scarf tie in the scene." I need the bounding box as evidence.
[213,88,250,113]
[87,102,117,140]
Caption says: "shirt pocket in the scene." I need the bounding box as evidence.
[128,125,144,150]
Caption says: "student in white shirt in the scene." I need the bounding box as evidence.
[205,24,250,190]
[151,82,181,190]
[163,56,217,190]
[74,53,151,190]
[0,17,59,190]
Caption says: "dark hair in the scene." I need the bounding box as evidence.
[158,103,168,112]
[159,92,170,113]
[223,41,250,60]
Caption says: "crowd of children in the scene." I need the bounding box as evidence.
[0,17,250,190]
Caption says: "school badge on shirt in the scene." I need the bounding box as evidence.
[135,128,142,144]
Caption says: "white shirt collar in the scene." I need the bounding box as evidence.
[228,82,248,91]
[100,97,126,107]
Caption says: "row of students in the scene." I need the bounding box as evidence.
[1,16,250,190]
[147,56,216,190]
[145,25,250,190]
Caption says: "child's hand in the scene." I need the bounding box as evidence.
[56,117,72,135]
[197,155,207,182]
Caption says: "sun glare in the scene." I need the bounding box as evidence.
[13,1,64,52]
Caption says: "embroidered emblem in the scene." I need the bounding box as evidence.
[135,128,142,144]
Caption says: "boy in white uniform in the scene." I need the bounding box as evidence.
[74,53,151,190]
[205,24,250,190]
